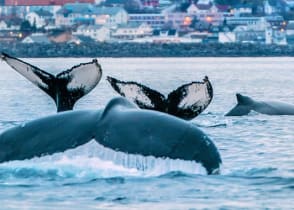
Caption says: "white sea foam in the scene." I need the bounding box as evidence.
[0,140,207,178]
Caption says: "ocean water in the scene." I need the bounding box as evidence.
[0,57,293,209]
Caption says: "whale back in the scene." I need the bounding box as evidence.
[0,110,101,163]
[255,101,294,115]
[0,97,221,175]
[226,93,294,116]
[96,97,222,174]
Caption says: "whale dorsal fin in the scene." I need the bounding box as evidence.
[106,76,167,112]
[225,93,253,116]
[236,93,254,105]
[2,53,102,112]
[101,97,138,120]
[167,76,213,120]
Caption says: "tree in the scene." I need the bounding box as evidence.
[20,20,32,32]
[20,20,34,36]
[124,0,143,13]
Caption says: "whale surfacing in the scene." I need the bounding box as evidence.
[0,97,222,175]
[107,76,213,120]
[1,52,102,112]
[226,93,294,116]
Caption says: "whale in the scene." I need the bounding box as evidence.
[1,52,102,112]
[0,97,222,175]
[226,93,294,116]
[107,76,213,120]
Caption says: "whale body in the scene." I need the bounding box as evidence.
[107,76,213,120]
[0,97,221,175]
[1,53,102,112]
[226,93,294,116]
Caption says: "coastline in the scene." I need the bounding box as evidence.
[1,42,294,58]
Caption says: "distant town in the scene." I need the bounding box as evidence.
[0,0,294,45]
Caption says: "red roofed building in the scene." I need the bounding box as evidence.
[5,0,95,6]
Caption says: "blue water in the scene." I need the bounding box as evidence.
[0,57,293,209]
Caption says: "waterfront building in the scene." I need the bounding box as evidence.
[56,4,127,27]
[93,7,128,27]
[22,33,51,43]
[73,24,110,41]
[128,13,165,29]
[4,0,95,6]
[0,20,20,30]
[111,22,152,40]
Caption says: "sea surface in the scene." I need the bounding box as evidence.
[0,57,293,209]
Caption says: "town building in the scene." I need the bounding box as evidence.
[4,0,94,6]
[73,24,110,41]
[93,7,128,27]
[55,4,127,27]
[128,13,166,29]
[22,33,51,43]
[111,23,152,40]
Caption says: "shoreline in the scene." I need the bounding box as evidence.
[1,42,294,58]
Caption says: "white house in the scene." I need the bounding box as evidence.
[186,3,230,25]
[93,7,128,27]
[22,33,51,44]
[231,5,253,17]
[232,18,275,44]
[111,23,152,40]
[0,20,20,30]
[164,12,190,29]
[0,21,9,30]
[73,25,110,42]
[128,13,166,29]
[226,17,264,26]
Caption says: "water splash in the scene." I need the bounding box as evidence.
[0,140,207,180]
[62,140,207,176]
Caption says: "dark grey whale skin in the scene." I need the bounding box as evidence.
[226,93,294,116]
[0,97,222,175]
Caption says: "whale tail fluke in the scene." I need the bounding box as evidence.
[106,76,167,111]
[107,76,213,120]
[55,59,102,111]
[2,53,102,112]
[167,76,213,120]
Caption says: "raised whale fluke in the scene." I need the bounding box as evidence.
[107,76,213,120]
[226,93,294,116]
[1,52,102,112]
[0,97,222,175]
